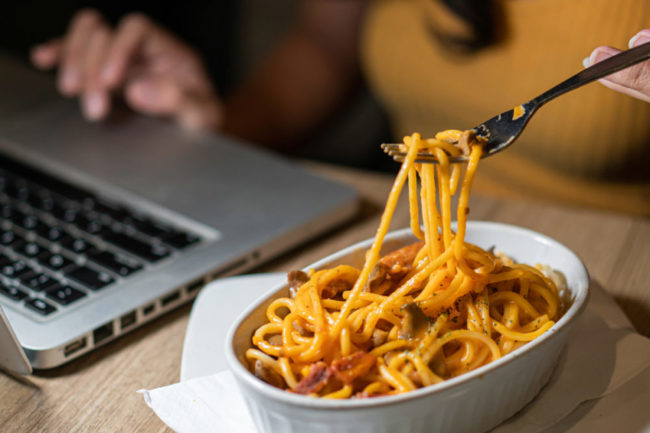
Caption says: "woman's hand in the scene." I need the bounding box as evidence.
[584,29,650,103]
[30,9,223,130]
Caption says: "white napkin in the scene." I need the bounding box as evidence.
[140,282,650,433]
[139,370,256,433]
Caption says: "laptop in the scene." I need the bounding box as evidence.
[0,53,358,371]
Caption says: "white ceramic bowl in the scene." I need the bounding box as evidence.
[225,222,589,433]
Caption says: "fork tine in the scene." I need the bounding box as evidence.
[380,143,468,164]
[380,143,403,150]
[380,143,439,163]
[381,143,438,158]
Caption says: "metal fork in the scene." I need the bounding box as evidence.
[382,41,650,163]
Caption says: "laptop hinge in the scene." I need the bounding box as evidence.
[0,306,32,375]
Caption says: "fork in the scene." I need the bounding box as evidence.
[382,41,650,163]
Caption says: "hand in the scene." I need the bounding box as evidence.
[30,9,223,130]
[584,29,650,103]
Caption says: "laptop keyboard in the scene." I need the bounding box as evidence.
[0,155,201,319]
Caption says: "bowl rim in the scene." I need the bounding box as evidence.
[225,221,590,409]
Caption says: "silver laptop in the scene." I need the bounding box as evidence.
[0,53,358,371]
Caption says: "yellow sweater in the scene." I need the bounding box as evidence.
[361,0,650,214]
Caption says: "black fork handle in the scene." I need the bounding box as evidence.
[533,41,650,106]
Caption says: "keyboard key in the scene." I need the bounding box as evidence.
[1,156,195,302]
[24,297,57,315]
[34,224,71,243]
[14,241,45,258]
[10,210,46,232]
[89,198,130,222]
[100,230,170,262]
[0,284,28,301]
[1,259,33,279]
[5,178,32,202]
[121,216,199,249]
[124,215,171,238]
[87,248,142,276]
[7,208,29,225]
[20,272,59,292]
[46,285,86,305]
[52,204,79,223]
[60,237,92,254]
[1,154,92,205]
[0,203,15,219]
[27,193,55,212]
[66,266,114,290]
[74,213,106,235]
[0,254,12,267]
[0,158,90,204]
[37,251,74,271]
[161,232,200,249]
[0,230,23,246]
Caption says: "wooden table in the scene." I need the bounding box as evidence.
[1,162,649,432]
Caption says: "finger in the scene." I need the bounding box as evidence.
[124,75,186,115]
[585,44,650,103]
[627,29,650,49]
[124,76,222,130]
[101,13,156,88]
[58,9,105,96]
[177,94,223,131]
[82,27,112,121]
[30,39,63,70]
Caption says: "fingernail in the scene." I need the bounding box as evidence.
[61,69,79,94]
[582,56,591,68]
[30,46,47,66]
[101,63,117,84]
[83,92,105,120]
[590,48,614,65]
[628,33,650,48]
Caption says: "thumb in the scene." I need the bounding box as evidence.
[124,77,223,130]
[31,38,63,70]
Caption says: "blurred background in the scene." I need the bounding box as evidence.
[0,1,648,214]
[0,0,393,172]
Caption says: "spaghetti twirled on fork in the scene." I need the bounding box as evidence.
[245,130,563,398]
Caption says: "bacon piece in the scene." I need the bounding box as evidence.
[367,242,423,294]
[380,242,423,271]
[321,277,353,299]
[331,351,377,385]
[293,362,333,395]
[287,270,309,299]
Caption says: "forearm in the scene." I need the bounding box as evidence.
[222,34,358,149]
[221,1,366,150]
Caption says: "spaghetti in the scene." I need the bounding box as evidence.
[245,130,563,398]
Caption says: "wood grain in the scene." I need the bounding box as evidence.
[1,162,648,432]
